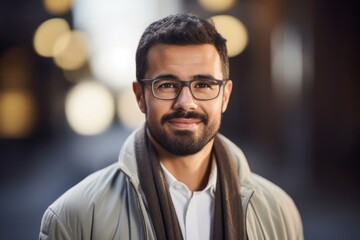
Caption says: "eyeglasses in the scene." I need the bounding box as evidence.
[139,77,228,100]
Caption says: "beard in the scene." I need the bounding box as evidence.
[147,110,221,156]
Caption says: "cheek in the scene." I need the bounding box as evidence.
[144,98,171,120]
[143,90,160,115]
[203,102,223,119]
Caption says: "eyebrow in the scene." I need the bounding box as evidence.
[154,74,179,80]
[193,74,216,80]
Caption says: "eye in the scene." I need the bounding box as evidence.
[154,80,179,90]
[193,80,217,89]
[195,82,210,88]
[159,82,176,88]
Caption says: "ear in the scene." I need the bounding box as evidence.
[133,81,146,113]
[221,80,233,113]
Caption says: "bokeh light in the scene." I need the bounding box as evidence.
[117,87,145,129]
[65,80,115,135]
[210,15,248,57]
[271,24,303,103]
[33,18,70,57]
[91,46,135,90]
[72,0,182,91]
[53,31,89,70]
[43,0,73,15]
[198,0,236,12]
[0,90,37,138]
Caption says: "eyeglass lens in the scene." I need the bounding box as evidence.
[152,79,222,100]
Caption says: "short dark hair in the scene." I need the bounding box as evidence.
[135,13,229,81]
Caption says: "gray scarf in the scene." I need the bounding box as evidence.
[135,126,245,239]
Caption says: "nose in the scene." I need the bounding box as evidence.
[173,86,198,111]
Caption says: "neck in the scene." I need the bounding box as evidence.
[147,131,214,192]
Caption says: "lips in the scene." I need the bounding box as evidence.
[168,118,202,129]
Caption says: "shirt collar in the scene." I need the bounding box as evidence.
[161,162,178,188]
[160,155,217,197]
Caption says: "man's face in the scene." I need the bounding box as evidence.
[134,44,232,156]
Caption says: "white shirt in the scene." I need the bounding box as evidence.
[161,159,217,240]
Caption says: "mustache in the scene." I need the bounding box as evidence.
[161,110,208,125]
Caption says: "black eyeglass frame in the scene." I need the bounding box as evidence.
[139,78,229,100]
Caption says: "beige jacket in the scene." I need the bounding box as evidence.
[40,128,303,239]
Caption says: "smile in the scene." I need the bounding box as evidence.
[167,118,202,129]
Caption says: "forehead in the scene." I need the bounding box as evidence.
[145,44,223,79]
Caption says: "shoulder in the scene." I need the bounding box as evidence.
[50,163,121,211]
[247,173,303,239]
[40,163,129,239]
[250,173,296,209]
[217,134,301,222]
[214,134,303,238]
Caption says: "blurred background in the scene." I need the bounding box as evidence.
[0,0,359,239]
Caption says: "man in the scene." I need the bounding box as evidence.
[40,13,303,240]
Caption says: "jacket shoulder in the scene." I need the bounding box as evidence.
[247,173,303,239]
[250,173,297,210]
[48,163,120,213]
[40,163,135,239]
